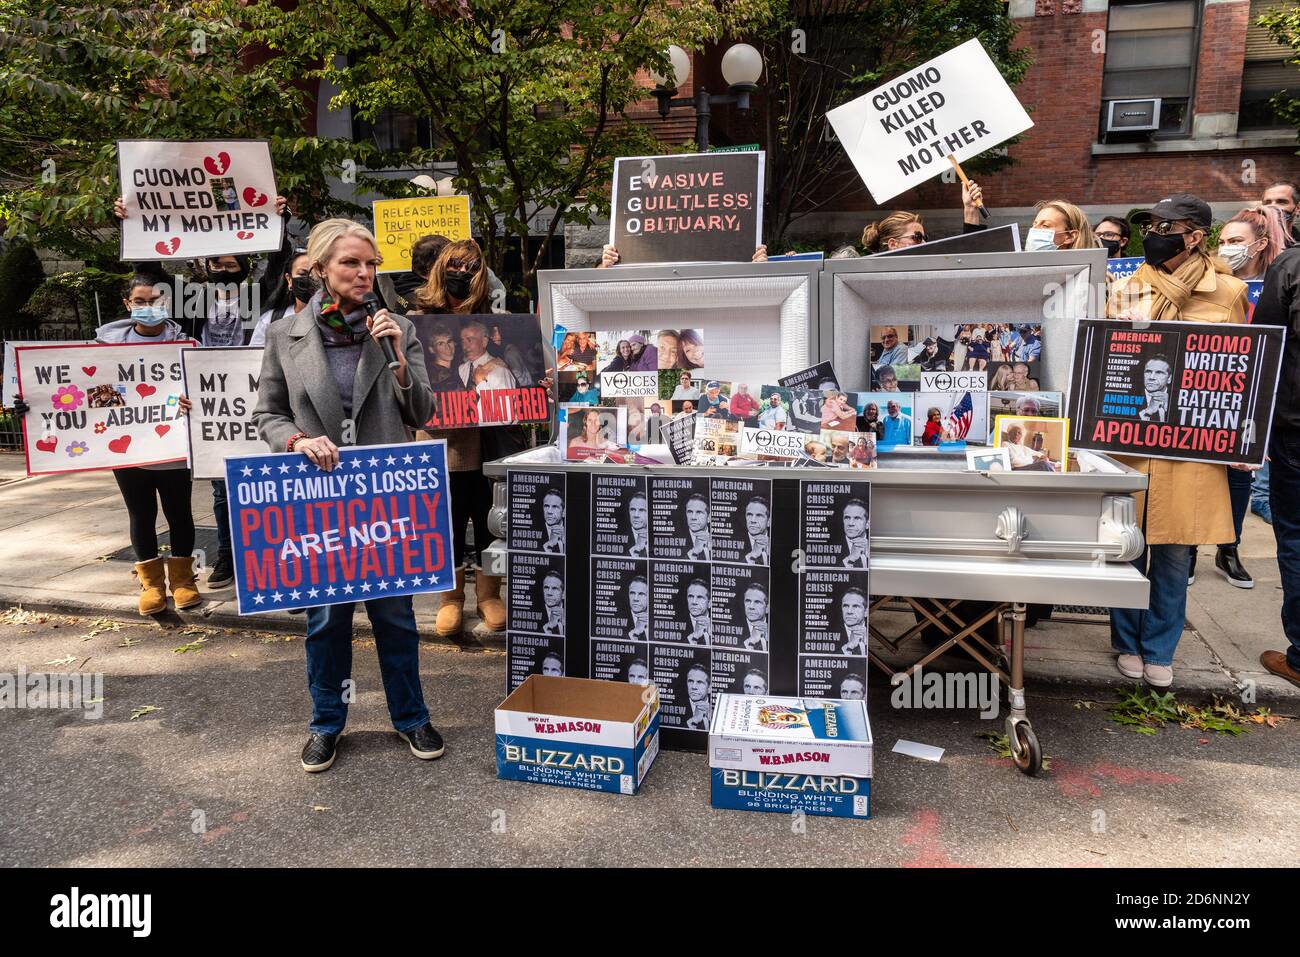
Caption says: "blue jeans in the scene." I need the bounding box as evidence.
[1226,467,1253,546]
[1110,544,1191,667]
[1252,462,1270,512]
[211,479,232,563]
[304,596,429,736]
[1268,431,1300,671]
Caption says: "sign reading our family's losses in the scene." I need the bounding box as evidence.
[372,196,472,273]
[825,39,1033,204]
[1067,319,1285,466]
[408,313,549,429]
[225,440,455,615]
[16,341,192,476]
[180,346,265,480]
[609,151,764,264]
[117,139,283,260]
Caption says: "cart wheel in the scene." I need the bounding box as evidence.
[1011,722,1042,776]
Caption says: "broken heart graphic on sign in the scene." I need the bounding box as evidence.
[203,152,231,175]
[236,231,254,240]
[154,238,181,256]
[242,187,267,207]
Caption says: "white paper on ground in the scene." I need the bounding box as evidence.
[892,739,945,762]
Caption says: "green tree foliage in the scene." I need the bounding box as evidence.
[755,0,1031,248]
[242,0,780,289]
[0,0,365,262]
[1261,4,1300,135]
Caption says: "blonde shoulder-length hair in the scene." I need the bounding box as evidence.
[306,218,381,273]
[417,239,491,314]
[1035,200,1098,251]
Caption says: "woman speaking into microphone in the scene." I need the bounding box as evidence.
[253,218,443,773]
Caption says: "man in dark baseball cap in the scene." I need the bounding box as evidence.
[1131,193,1212,231]
[1130,193,1214,275]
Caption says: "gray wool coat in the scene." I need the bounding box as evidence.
[253,307,434,452]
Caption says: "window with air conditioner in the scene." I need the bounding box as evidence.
[1100,0,1200,139]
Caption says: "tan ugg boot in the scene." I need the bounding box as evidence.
[165,555,202,610]
[474,569,507,633]
[435,567,466,637]
[134,558,168,616]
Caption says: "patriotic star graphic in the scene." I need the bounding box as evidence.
[271,591,283,602]
[307,588,319,598]
[325,586,337,597]
[240,465,253,477]
[360,582,372,593]
[342,584,354,595]
[278,463,290,474]
[297,462,309,473]
[259,464,272,476]
[289,589,301,600]
[253,594,265,605]
[377,580,389,591]
[418,452,430,463]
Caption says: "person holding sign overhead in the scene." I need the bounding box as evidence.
[252,217,443,773]
[859,180,989,254]
[599,243,768,267]
[1105,194,1247,689]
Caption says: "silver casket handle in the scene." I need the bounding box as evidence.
[995,505,1027,555]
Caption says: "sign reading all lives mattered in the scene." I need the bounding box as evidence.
[1067,319,1284,466]
[609,151,763,264]
[825,38,1032,204]
[181,347,265,480]
[117,139,283,260]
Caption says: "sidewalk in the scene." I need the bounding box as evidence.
[0,452,1296,702]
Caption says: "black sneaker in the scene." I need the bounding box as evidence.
[208,556,234,589]
[398,722,445,760]
[301,733,339,772]
[1215,546,1254,589]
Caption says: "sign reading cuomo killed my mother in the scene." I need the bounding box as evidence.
[825,39,1032,205]
[609,152,764,264]
[117,139,283,260]
[1067,319,1285,466]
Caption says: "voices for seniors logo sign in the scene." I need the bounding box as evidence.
[1067,319,1284,465]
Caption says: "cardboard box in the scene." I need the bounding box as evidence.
[708,694,873,819]
[495,674,660,795]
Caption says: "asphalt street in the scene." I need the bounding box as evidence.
[1,610,1296,868]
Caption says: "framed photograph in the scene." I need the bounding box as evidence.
[966,447,1011,472]
[993,415,1069,472]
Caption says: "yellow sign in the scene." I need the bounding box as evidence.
[372,196,472,273]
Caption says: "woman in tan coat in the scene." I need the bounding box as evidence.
[1106,194,1247,688]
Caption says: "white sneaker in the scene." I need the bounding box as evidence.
[1116,654,1144,679]
[1143,663,1173,688]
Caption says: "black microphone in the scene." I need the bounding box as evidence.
[362,292,400,371]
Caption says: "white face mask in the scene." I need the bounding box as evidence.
[1025,227,1059,252]
[1217,243,1252,271]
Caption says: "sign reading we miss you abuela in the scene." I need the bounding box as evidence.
[826,38,1032,204]
[16,342,191,476]
[226,440,455,615]
[609,151,763,264]
[1068,319,1285,466]
[117,139,283,261]
[372,196,472,274]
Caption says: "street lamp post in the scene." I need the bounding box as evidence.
[650,43,764,152]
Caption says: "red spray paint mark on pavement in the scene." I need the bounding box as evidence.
[1054,759,1182,799]
[1093,763,1182,786]
[900,809,963,868]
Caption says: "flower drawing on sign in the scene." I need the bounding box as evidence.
[65,440,90,458]
[166,394,179,408]
[52,385,85,411]
[94,422,108,434]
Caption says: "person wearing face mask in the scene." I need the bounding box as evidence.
[1260,181,1300,244]
[413,239,531,641]
[1093,216,1132,259]
[45,276,200,616]
[1198,206,1291,589]
[249,251,315,346]
[253,217,441,772]
[1025,199,1098,253]
[1105,194,1247,689]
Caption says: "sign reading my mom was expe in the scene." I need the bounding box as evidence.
[825,38,1033,204]
[609,151,764,264]
[226,440,456,615]
[117,139,283,260]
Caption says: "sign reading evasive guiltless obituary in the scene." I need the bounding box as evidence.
[609,151,763,264]
[1067,319,1284,466]
[117,139,283,260]
[825,39,1033,204]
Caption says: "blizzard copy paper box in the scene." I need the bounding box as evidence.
[495,674,660,795]
[708,694,873,818]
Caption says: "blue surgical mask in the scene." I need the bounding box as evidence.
[1025,227,1058,252]
[130,305,169,326]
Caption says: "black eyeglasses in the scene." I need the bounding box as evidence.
[1139,221,1192,237]
[903,231,927,242]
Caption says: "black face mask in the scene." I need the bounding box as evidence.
[208,261,250,285]
[1100,238,1124,258]
[444,270,473,300]
[291,274,320,303]
[1142,231,1187,269]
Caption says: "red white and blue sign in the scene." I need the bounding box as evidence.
[225,439,455,615]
